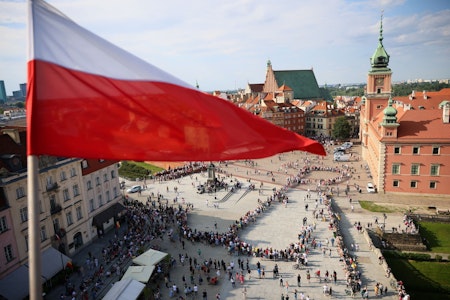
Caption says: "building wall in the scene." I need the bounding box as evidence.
[384,144,450,195]
[0,209,20,279]
[81,160,121,240]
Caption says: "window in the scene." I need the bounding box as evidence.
[81,160,88,169]
[111,170,116,179]
[113,187,118,198]
[394,147,401,154]
[87,180,92,190]
[98,195,103,207]
[106,191,111,202]
[63,189,70,201]
[432,146,440,155]
[4,244,14,262]
[70,168,77,177]
[66,212,73,226]
[393,180,399,187]
[73,184,80,197]
[60,171,67,181]
[40,226,47,242]
[0,216,8,233]
[16,187,26,199]
[392,164,400,175]
[25,235,29,252]
[46,176,54,186]
[96,177,100,186]
[412,146,420,155]
[20,207,28,222]
[430,164,440,176]
[76,206,83,220]
[89,199,95,212]
[429,181,437,189]
[410,181,418,188]
[49,194,57,211]
[103,173,108,182]
[411,164,420,175]
[53,218,60,234]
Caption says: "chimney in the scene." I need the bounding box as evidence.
[443,103,450,124]
[423,90,427,99]
[411,90,415,98]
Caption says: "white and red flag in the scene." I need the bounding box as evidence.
[27,0,325,161]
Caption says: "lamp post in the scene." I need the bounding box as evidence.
[383,213,387,232]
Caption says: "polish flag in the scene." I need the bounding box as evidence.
[27,0,325,161]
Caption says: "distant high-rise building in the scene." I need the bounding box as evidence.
[19,83,27,98]
[0,80,6,102]
[12,90,23,100]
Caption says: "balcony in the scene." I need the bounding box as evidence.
[50,204,62,215]
[46,182,59,192]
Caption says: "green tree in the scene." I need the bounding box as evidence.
[15,102,25,108]
[332,116,351,140]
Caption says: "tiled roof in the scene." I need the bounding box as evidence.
[248,83,264,93]
[393,88,450,110]
[396,109,450,140]
[273,69,321,99]
[0,127,27,172]
[277,84,293,91]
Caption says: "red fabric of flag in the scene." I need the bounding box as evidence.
[27,0,325,161]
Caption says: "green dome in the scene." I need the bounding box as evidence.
[383,105,397,117]
[384,97,397,117]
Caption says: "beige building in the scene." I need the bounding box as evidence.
[0,127,122,281]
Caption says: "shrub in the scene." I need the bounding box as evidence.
[435,255,442,262]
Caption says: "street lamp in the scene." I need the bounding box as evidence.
[383,213,387,232]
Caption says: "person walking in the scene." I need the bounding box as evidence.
[297,273,301,287]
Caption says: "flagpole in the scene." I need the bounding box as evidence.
[28,155,42,300]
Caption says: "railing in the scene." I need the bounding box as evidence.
[50,204,62,215]
[46,182,59,192]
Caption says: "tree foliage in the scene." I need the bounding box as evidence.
[332,116,351,140]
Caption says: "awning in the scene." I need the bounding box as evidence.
[0,247,71,299]
[122,265,155,283]
[132,249,168,266]
[0,265,30,300]
[41,246,72,280]
[103,278,145,300]
[92,202,126,227]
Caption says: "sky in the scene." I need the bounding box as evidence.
[0,0,449,95]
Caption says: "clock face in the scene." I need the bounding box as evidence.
[376,78,384,86]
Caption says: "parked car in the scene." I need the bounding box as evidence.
[334,147,346,153]
[127,185,142,193]
[366,183,376,193]
[334,154,350,162]
[340,142,353,149]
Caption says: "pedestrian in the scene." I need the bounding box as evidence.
[216,292,221,299]
[297,273,301,287]
[280,275,284,287]
[202,289,207,300]
[242,287,247,299]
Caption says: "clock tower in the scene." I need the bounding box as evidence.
[366,13,392,98]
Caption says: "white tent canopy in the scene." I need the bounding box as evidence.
[122,265,155,283]
[132,249,168,266]
[103,278,145,300]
